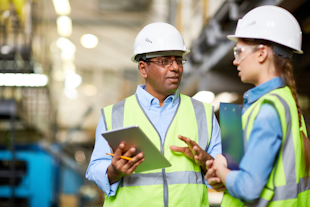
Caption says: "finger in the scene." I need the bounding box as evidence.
[114,142,125,160]
[212,183,225,189]
[206,160,214,170]
[126,157,145,175]
[122,147,136,157]
[122,152,144,170]
[206,166,217,178]
[206,176,221,184]
[178,136,197,156]
[216,187,227,192]
[170,145,188,154]
[178,135,191,146]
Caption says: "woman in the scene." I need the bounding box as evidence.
[205,5,310,206]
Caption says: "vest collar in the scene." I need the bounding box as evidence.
[243,77,285,108]
[136,85,179,110]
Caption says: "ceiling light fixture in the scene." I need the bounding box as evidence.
[0,74,48,87]
[80,34,98,48]
[57,16,72,37]
[52,0,71,15]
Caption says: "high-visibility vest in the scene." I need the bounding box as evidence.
[221,86,310,207]
[102,94,213,207]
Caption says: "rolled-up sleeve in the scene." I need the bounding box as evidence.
[85,117,120,197]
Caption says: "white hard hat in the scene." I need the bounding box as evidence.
[131,22,190,63]
[227,5,303,54]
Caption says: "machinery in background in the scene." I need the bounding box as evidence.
[0,1,95,206]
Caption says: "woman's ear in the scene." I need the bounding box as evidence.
[139,61,148,79]
[257,45,269,63]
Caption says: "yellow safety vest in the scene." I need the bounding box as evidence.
[221,86,310,207]
[102,94,213,207]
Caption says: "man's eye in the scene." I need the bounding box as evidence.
[162,60,170,65]
[176,59,183,65]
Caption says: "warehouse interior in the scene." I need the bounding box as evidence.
[1,0,310,206]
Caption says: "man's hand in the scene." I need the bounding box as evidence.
[169,135,213,173]
[205,159,227,192]
[107,142,144,184]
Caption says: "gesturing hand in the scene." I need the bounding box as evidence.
[169,135,213,173]
[107,142,144,184]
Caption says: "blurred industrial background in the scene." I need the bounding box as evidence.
[0,0,310,206]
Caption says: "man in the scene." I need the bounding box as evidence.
[86,22,222,207]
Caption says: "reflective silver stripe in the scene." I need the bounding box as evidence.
[101,108,108,130]
[269,176,310,202]
[243,108,255,150]
[244,94,301,205]
[270,94,296,185]
[191,98,209,150]
[246,198,269,207]
[299,176,310,192]
[112,99,125,129]
[120,171,204,187]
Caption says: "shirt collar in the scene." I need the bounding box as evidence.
[136,85,180,110]
[243,77,285,105]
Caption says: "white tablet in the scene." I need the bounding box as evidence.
[102,125,171,173]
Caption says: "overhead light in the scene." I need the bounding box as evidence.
[52,0,71,15]
[211,92,239,111]
[192,91,215,103]
[56,37,76,60]
[65,73,82,89]
[64,88,78,100]
[3,10,10,18]
[0,73,48,87]
[1,45,11,55]
[56,37,76,54]
[80,34,98,48]
[57,16,72,37]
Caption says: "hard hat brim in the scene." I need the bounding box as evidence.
[227,35,303,54]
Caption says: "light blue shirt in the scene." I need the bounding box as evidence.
[86,85,222,196]
[226,77,285,202]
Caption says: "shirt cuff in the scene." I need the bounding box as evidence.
[225,171,239,199]
[98,165,120,197]
[104,171,120,197]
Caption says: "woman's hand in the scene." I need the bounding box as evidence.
[213,154,228,169]
[205,159,227,191]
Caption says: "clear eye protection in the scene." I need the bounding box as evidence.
[233,44,263,62]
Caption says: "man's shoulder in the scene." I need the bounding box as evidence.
[103,94,136,109]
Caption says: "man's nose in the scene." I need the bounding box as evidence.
[170,59,179,70]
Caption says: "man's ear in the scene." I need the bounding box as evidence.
[139,61,148,79]
[257,45,269,63]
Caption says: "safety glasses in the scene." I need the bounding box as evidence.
[233,44,263,62]
[146,58,187,67]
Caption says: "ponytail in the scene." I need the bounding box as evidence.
[274,55,310,179]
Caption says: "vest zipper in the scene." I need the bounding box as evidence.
[135,95,181,207]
